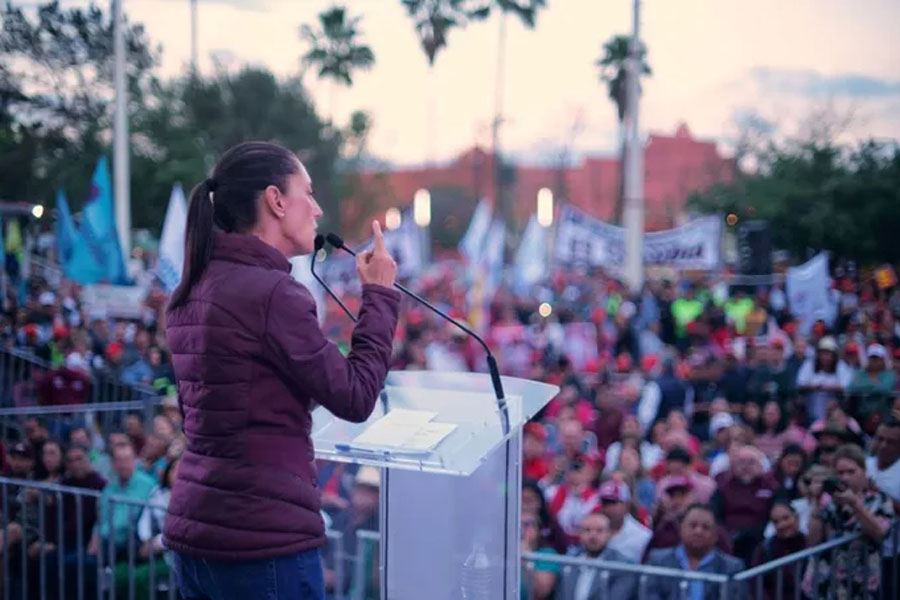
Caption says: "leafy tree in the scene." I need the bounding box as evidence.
[688,139,900,264]
[0,0,159,207]
[132,67,341,233]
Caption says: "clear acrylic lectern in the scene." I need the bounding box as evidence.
[312,370,559,600]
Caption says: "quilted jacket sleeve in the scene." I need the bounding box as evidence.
[263,277,400,422]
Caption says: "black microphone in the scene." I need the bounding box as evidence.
[324,232,508,409]
[310,234,357,323]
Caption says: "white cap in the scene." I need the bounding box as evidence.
[818,336,839,353]
[710,412,736,435]
[39,291,56,306]
[867,344,887,360]
[355,466,380,489]
[618,301,637,320]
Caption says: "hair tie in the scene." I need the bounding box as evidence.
[205,178,218,193]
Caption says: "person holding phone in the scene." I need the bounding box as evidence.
[807,444,894,599]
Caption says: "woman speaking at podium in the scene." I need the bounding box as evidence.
[162,141,399,600]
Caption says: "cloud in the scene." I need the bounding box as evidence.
[750,67,900,98]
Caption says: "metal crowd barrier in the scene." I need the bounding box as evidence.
[522,521,900,600]
[522,551,733,600]
[1,348,161,441]
[0,477,375,600]
[4,472,896,600]
[0,476,178,600]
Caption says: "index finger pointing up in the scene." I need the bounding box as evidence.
[372,220,385,251]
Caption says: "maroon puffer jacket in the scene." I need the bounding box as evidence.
[162,232,400,560]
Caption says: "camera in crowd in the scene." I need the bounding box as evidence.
[822,476,847,495]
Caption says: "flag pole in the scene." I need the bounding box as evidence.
[113,0,131,261]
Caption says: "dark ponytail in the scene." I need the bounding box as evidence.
[168,141,300,309]
[169,179,216,309]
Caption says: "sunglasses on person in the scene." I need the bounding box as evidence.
[819,445,839,454]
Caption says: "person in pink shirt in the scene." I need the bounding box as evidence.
[657,447,717,503]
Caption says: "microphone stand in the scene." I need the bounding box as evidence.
[324,233,510,434]
[310,235,357,323]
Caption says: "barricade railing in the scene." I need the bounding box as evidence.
[733,521,900,600]
[0,475,176,600]
[522,550,733,600]
[0,477,372,600]
[4,473,895,600]
[1,348,162,441]
[523,522,900,600]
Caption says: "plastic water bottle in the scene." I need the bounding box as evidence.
[460,543,495,600]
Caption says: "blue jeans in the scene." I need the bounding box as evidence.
[173,549,325,600]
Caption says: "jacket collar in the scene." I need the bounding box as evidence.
[212,232,291,273]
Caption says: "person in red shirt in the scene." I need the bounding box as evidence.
[523,422,551,481]
[593,384,624,450]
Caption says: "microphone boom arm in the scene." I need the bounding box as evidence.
[324,233,508,411]
[311,235,358,323]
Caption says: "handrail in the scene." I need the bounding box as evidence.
[0,475,168,511]
[522,551,731,583]
[0,399,159,416]
[732,533,860,581]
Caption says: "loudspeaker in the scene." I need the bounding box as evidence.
[737,220,771,275]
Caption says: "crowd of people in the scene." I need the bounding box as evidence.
[2,247,900,598]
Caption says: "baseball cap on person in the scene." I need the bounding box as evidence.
[661,475,694,493]
[710,412,736,436]
[354,466,380,489]
[817,336,839,353]
[598,480,631,503]
[523,422,547,442]
[9,442,33,458]
[38,291,56,306]
[867,344,887,360]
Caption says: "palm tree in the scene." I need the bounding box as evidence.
[399,1,487,66]
[401,0,545,249]
[299,5,375,120]
[596,34,651,222]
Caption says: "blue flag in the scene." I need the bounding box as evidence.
[55,190,78,266]
[81,156,128,284]
[56,190,106,284]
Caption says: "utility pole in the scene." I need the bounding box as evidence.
[190,0,199,73]
[113,0,131,259]
[622,0,644,293]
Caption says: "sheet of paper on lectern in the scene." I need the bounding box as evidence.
[352,409,456,452]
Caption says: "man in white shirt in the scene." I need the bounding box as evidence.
[866,416,900,582]
[867,417,900,505]
[599,479,652,563]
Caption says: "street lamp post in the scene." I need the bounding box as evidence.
[622,0,644,293]
[113,0,131,260]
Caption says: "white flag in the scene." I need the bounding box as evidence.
[459,198,492,262]
[482,219,506,299]
[512,215,547,294]
[786,252,836,335]
[157,184,188,293]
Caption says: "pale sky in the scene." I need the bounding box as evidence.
[116,0,900,164]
